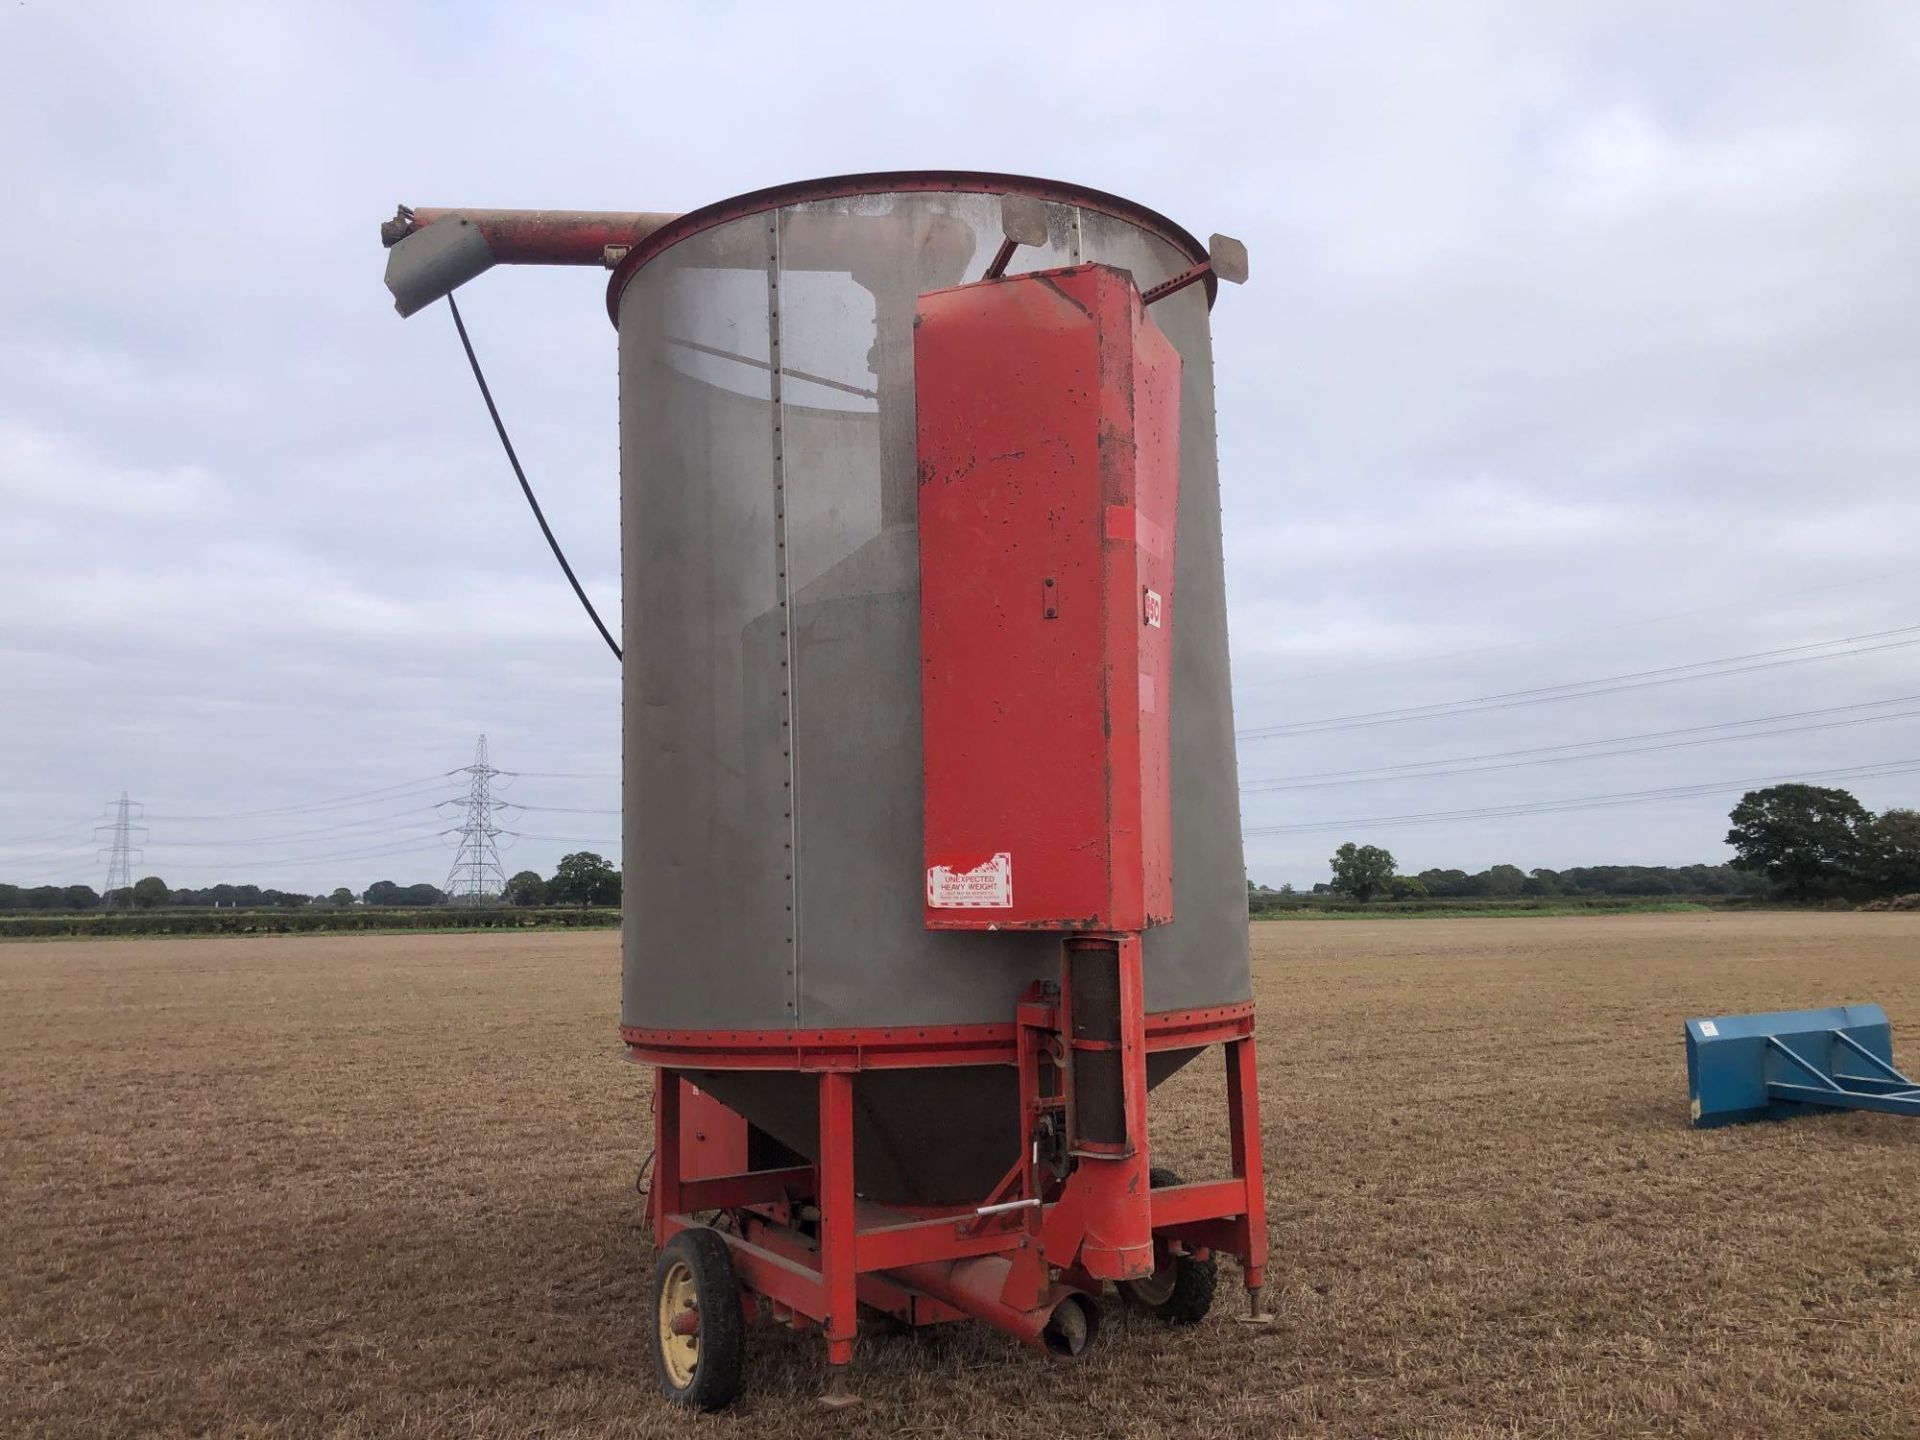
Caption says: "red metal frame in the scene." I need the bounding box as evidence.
[604,170,1218,325]
[644,982,1269,1388]
[622,999,1253,1070]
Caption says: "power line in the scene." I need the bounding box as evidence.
[496,802,620,816]
[6,751,616,887]
[159,834,461,874]
[1242,758,1920,836]
[1235,625,1920,741]
[1240,696,1920,792]
[0,814,107,849]
[143,809,454,848]
[5,834,119,887]
[1243,565,1914,688]
[144,775,458,823]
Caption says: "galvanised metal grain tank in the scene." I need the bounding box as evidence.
[609,174,1250,1204]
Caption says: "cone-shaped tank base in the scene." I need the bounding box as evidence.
[680,1049,1199,1207]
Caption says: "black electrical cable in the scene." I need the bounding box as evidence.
[446,293,622,662]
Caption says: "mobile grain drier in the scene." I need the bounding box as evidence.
[380,173,1269,1408]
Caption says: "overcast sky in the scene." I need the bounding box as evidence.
[3,2,1917,893]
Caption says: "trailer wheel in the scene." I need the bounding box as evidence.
[1117,1167,1218,1325]
[652,1228,746,1410]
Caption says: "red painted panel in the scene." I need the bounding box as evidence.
[678,1078,750,1181]
[916,264,1181,932]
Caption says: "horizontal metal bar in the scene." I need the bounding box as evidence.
[743,1217,969,1328]
[675,1164,813,1211]
[659,1217,828,1320]
[1148,1178,1248,1227]
[1812,1074,1920,1097]
[854,1215,1027,1273]
[1153,1216,1246,1257]
[1767,1082,1920,1117]
[1829,1028,1916,1086]
[974,1197,1042,1217]
[622,1001,1255,1070]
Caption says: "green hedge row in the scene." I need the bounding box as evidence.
[1247,895,1756,917]
[0,906,621,939]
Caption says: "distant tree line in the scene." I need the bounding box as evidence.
[0,880,320,912]
[1723,784,1920,901]
[499,851,621,908]
[0,850,623,914]
[1283,786,1920,906]
[1403,862,1768,900]
[0,884,105,912]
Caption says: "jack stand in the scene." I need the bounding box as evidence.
[1239,1284,1274,1325]
[819,1365,860,1410]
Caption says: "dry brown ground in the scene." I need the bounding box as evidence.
[3,914,1917,1439]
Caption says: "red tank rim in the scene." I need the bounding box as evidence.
[604,169,1216,325]
[622,1000,1254,1071]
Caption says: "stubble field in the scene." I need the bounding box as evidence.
[3,913,1916,1439]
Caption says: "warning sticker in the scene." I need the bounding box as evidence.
[1143,588,1163,628]
[927,852,1013,908]
[1698,1020,1719,1037]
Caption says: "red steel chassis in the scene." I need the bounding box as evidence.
[625,992,1268,1382]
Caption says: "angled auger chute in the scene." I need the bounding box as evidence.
[1686,1004,1920,1127]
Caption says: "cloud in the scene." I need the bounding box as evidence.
[0,424,217,519]
[1,2,1916,894]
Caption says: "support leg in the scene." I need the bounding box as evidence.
[1225,1034,1273,1322]
[650,1066,682,1239]
[1061,935,1154,1279]
[816,1070,861,1406]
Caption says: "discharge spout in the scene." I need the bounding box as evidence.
[380,205,678,317]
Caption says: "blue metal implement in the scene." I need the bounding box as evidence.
[1685,1004,1920,1127]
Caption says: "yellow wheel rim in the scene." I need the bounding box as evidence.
[657,1258,700,1388]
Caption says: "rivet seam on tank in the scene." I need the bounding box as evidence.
[768,214,800,1015]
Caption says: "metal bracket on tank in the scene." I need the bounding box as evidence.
[1142,233,1249,306]
[983,194,1053,280]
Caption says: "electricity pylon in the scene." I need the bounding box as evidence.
[97,792,145,908]
[444,736,508,904]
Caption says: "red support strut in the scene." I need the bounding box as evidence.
[817,1071,859,1372]
[1226,1033,1273,1319]
[650,1067,682,1239]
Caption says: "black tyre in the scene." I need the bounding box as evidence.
[652,1227,746,1410]
[1116,1167,1218,1326]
